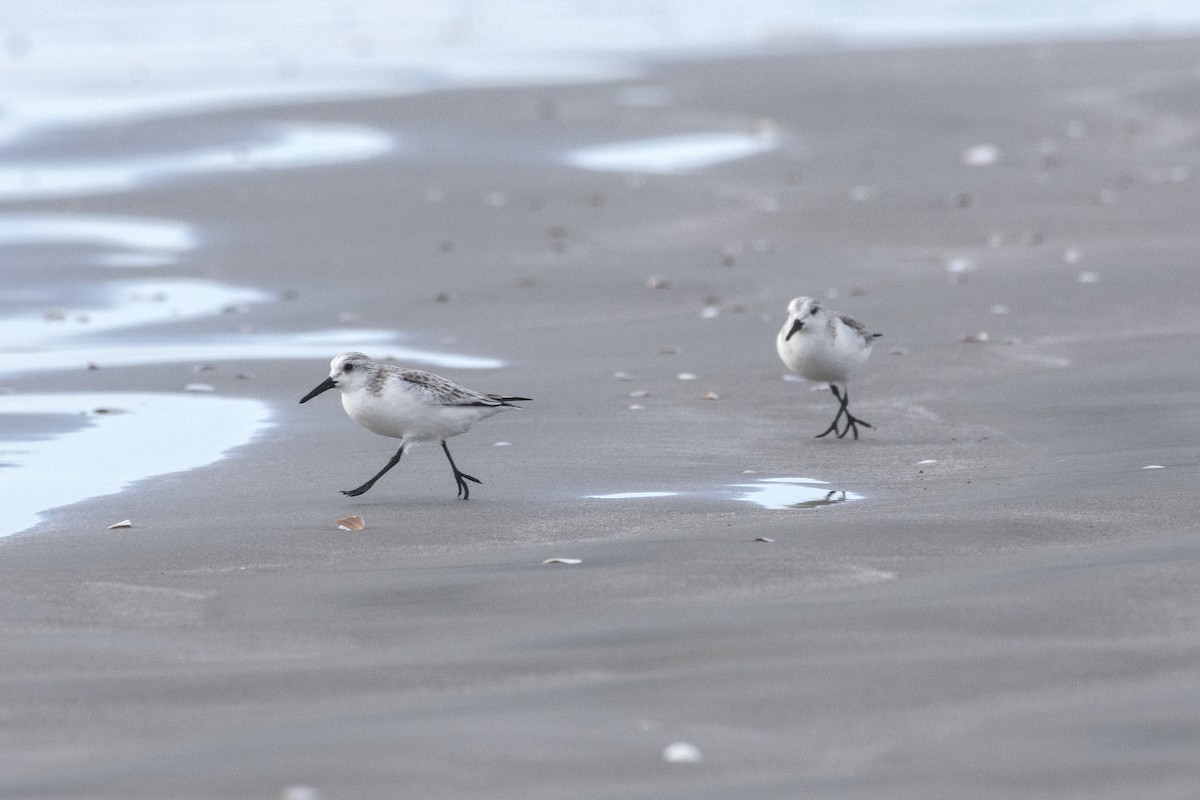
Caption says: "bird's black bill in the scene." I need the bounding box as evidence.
[784,318,804,341]
[299,376,337,404]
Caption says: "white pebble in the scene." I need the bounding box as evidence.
[676,373,696,381]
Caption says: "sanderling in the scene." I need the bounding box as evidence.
[776,296,881,439]
[300,352,529,499]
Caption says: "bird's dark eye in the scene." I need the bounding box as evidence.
[344,363,354,372]
[810,306,820,315]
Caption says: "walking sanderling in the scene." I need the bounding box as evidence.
[777,296,881,439]
[300,352,530,499]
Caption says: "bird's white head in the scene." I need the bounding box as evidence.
[783,296,823,341]
[299,351,373,404]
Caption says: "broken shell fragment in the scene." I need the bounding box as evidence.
[542,558,582,565]
[107,520,132,529]
[662,741,703,764]
[336,515,365,531]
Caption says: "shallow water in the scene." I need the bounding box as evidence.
[564,131,779,175]
[0,123,396,202]
[0,393,273,537]
[588,477,863,510]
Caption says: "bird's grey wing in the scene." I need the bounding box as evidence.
[397,369,502,407]
[838,313,880,344]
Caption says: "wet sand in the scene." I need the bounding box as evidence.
[2,38,1200,798]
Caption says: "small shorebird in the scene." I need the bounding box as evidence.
[777,296,881,439]
[300,352,529,499]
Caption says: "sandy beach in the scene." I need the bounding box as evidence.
[2,36,1200,798]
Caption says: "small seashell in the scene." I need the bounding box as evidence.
[1077,271,1099,284]
[542,558,582,565]
[336,515,365,531]
[1142,464,1165,470]
[755,537,775,543]
[493,441,512,447]
[1062,247,1082,264]
[613,371,636,381]
[676,372,696,381]
[280,786,321,800]
[702,391,719,400]
[184,383,215,392]
[850,184,881,202]
[782,373,804,383]
[945,257,977,274]
[962,143,1001,166]
[628,404,645,411]
[962,332,989,344]
[917,459,937,465]
[629,390,649,398]
[701,306,720,319]
[662,741,703,764]
[107,520,132,529]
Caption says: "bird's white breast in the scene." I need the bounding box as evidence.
[777,317,873,384]
[341,384,502,442]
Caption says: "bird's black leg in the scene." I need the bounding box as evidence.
[342,444,405,497]
[815,384,850,438]
[441,440,481,500]
[834,387,873,440]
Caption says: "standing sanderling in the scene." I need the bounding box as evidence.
[300,352,530,499]
[777,296,881,439]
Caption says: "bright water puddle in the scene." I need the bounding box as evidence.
[0,213,199,268]
[0,393,273,538]
[563,131,778,175]
[0,122,395,201]
[588,477,863,510]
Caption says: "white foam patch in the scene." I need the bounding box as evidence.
[0,393,273,537]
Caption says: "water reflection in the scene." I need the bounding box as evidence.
[588,477,863,510]
[0,213,198,267]
[0,123,395,201]
[564,131,778,175]
[0,393,272,537]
